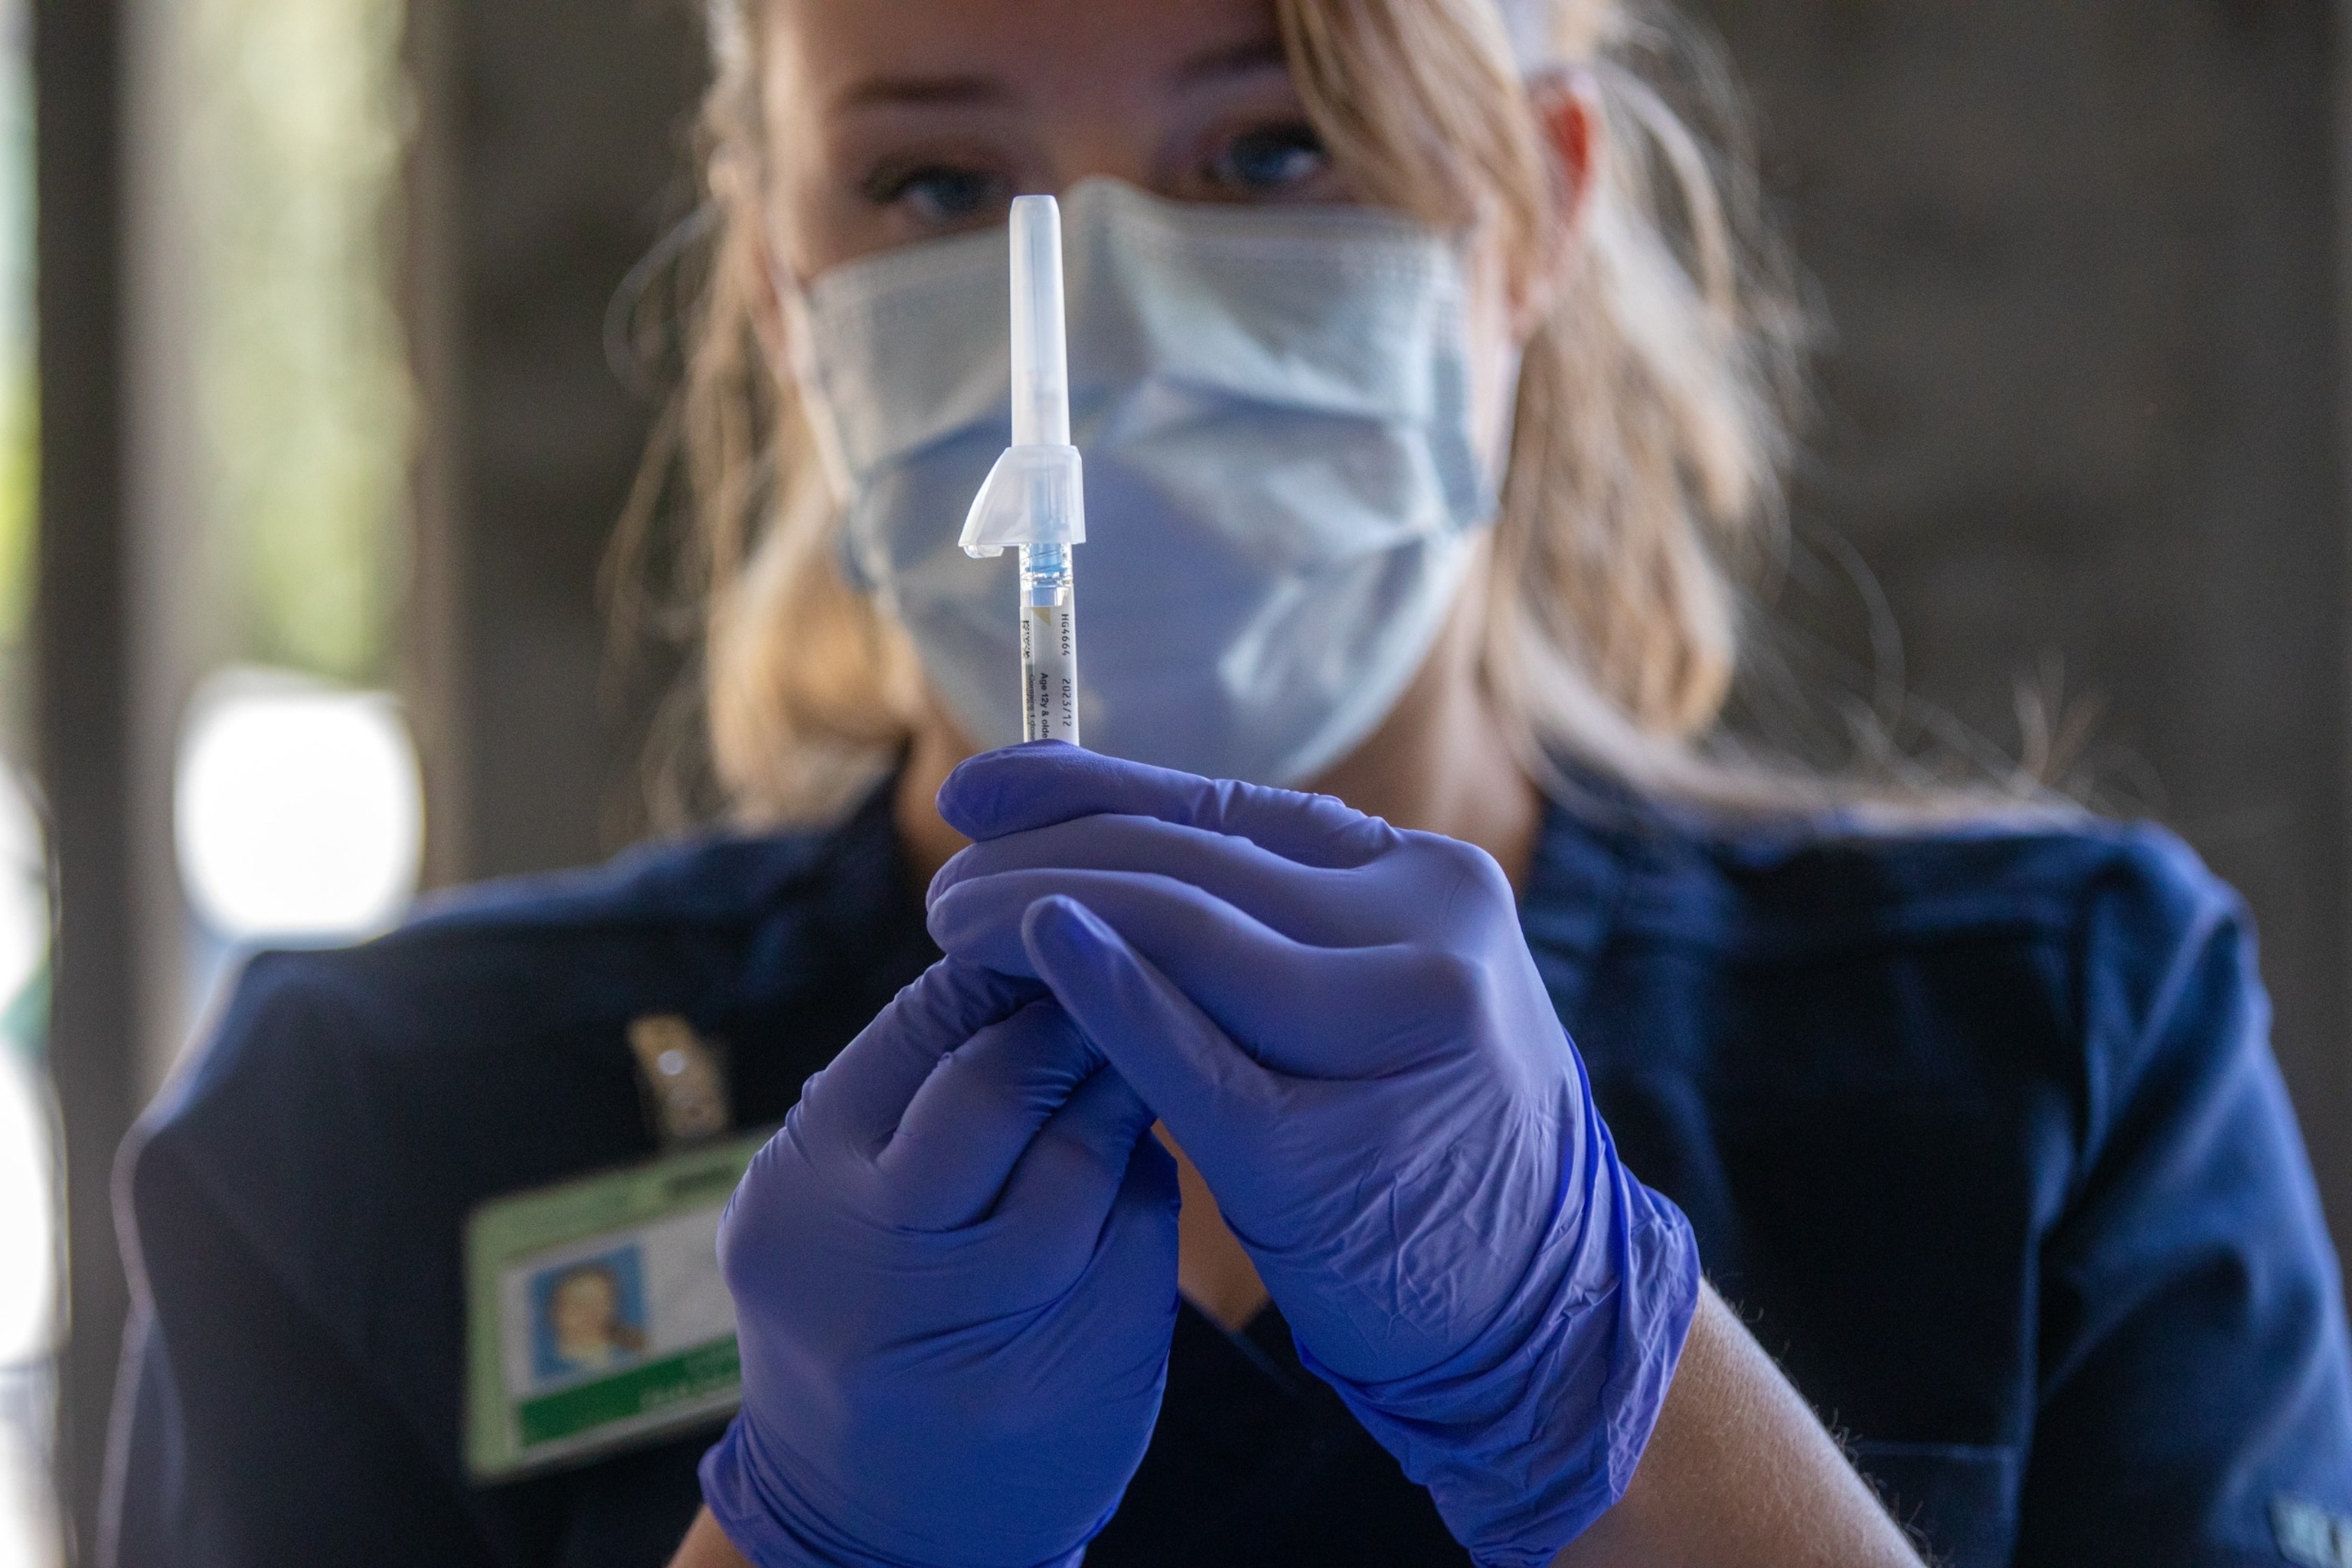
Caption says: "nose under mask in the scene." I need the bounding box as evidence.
[792,176,1500,788]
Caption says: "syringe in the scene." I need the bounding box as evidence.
[959,194,1085,746]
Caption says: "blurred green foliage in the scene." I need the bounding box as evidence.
[0,365,34,658]
[0,2,33,666]
[183,0,411,684]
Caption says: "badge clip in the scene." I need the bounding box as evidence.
[627,1014,732,1147]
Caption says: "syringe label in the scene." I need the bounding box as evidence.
[1021,603,1080,745]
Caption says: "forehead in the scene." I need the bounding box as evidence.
[767,0,1285,108]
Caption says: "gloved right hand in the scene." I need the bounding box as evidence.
[698,956,1181,1568]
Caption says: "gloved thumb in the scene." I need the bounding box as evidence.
[1018,894,1275,1178]
[996,1059,1177,1250]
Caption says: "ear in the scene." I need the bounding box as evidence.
[1527,67,1602,234]
[1506,67,1602,336]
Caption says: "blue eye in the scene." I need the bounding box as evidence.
[1217,126,1328,194]
[869,165,1003,227]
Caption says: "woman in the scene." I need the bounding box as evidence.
[108,0,2352,1564]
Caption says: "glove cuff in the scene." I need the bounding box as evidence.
[699,1415,1091,1568]
[1305,1161,1701,1568]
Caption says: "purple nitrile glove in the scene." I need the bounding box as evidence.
[924,743,1700,1568]
[699,956,1181,1568]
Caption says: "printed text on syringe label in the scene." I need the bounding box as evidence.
[1021,603,1080,745]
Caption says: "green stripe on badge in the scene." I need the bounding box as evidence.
[518,1338,742,1448]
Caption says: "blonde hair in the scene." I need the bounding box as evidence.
[640,0,1857,827]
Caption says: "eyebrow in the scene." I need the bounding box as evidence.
[833,73,1010,113]
[1173,37,1290,88]
[830,36,1289,116]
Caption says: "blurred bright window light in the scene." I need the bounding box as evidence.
[0,764,44,1015]
[0,1053,51,1367]
[175,668,423,941]
[0,761,51,1370]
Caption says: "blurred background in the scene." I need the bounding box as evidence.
[10,0,2350,1560]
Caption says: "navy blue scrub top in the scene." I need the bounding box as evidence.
[107,780,2352,1567]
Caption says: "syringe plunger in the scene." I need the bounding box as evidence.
[1010,195,1070,448]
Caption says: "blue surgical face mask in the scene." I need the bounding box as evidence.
[790,177,1500,787]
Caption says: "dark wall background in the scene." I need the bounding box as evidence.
[405,2,2352,1259]
[1697,0,2351,1253]
[406,0,705,888]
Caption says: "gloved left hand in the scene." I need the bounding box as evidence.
[926,744,1700,1568]
[699,956,1181,1568]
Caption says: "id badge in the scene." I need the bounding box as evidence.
[464,1128,772,1480]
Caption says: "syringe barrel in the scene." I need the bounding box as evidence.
[1018,542,1079,744]
[1009,195,1070,448]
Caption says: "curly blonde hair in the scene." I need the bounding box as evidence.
[635,0,1815,825]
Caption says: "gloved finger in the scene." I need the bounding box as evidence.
[795,957,1046,1161]
[937,741,1397,868]
[878,1000,1106,1232]
[930,812,1401,951]
[993,1053,1173,1254]
[936,871,1468,1081]
[1031,1123,1182,1370]
[1016,895,1284,1182]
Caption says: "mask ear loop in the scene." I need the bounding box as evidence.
[1451,194,1529,519]
[1487,341,1528,511]
[1480,60,1603,513]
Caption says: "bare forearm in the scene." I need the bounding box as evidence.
[670,1507,753,1568]
[1553,1285,1922,1567]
